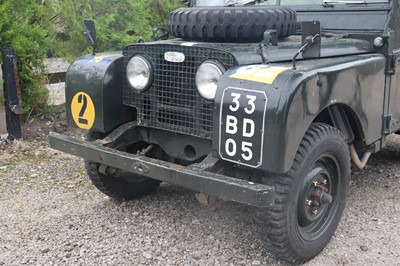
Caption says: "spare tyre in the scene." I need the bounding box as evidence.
[168,7,297,42]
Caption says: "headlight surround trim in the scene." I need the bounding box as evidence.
[195,60,226,100]
[126,55,153,92]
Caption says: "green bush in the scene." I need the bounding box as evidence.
[0,0,51,113]
[0,0,183,114]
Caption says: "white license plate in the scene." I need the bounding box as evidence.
[219,87,267,168]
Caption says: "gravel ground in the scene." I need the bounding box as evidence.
[0,125,399,265]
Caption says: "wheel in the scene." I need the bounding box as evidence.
[258,123,351,264]
[85,132,161,201]
[168,7,297,42]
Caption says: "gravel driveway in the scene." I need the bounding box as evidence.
[0,129,399,265]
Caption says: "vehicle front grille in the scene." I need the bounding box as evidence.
[123,44,236,139]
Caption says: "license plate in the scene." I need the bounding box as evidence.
[219,87,267,168]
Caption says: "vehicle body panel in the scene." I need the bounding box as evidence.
[66,52,135,133]
[213,54,386,173]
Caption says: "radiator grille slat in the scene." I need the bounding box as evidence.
[123,44,236,139]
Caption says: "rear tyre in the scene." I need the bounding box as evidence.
[85,132,160,201]
[258,123,351,263]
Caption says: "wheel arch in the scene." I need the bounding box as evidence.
[269,54,385,174]
[313,103,366,146]
[276,103,367,175]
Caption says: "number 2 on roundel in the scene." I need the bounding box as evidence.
[71,92,96,130]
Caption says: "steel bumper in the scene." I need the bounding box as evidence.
[49,132,275,207]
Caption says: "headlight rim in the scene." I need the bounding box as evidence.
[195,59,226,101]
[126,54,154,92]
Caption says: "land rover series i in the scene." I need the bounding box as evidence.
[49,0,399,263]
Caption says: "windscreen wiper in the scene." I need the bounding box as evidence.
[322,0,387,7]
[226,0,265,6]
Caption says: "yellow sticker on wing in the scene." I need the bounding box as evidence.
[91,55,108,63]
[71,92,96,130]
[230,65,290,84]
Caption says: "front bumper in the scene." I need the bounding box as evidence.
[49,131,275,207]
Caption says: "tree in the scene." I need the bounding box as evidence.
[49,0,183,58]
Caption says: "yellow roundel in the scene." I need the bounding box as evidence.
[71,92,95,130]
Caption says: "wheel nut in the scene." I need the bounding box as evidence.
[312,209,318,215]
[322,179,328,185]
[306,200,312,206]
[312,181,319,186]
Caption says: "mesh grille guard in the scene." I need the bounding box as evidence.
[123,44,236,139]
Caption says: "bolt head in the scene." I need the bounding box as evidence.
[373,37,385,48]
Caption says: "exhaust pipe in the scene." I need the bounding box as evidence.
[349,144,371,170]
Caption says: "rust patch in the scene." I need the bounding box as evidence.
[170,163,183,170]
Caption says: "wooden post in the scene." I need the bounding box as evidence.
[2,49,23,140]
[0,64,7,135]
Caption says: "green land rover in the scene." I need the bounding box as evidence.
[49,0,399,263]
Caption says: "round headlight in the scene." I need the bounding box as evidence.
[195,61,225,100]
[126,56,152,91]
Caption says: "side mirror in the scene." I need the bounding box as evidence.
[181,0,193,7]
[84,19,97,54]
[301,21,321,59]
[152,28,169,41]
[292,21,321,69]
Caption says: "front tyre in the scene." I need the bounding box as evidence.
[259,123,351,264]
[85,132,160,201]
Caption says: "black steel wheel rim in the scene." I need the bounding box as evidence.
[297,153,341,241]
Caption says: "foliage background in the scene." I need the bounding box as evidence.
[50,0,183,59]
[0,0,183,113]
[0,0,50,112]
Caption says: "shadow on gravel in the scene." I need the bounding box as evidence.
[88,183,278,264]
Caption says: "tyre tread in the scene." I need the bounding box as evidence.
[168,7,297,42]
[256,123,350,264]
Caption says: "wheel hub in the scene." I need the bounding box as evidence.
[298,163,333,226]
[305,180,332,220]
[296,152,344,242]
